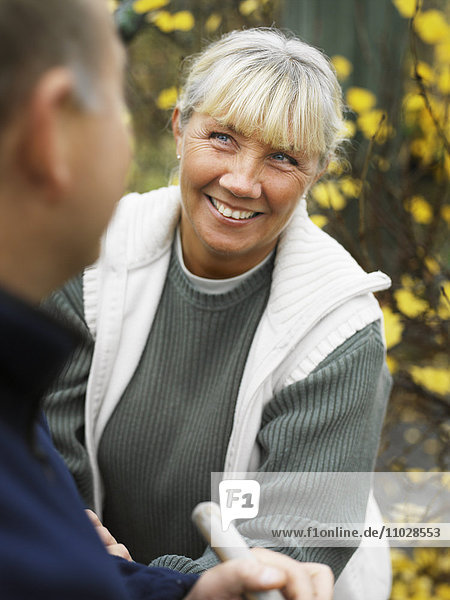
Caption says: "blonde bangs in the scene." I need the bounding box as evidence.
[196,64,326,157]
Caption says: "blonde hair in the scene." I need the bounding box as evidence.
[177,28,345,167]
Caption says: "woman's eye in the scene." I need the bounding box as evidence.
[211,132,230,143]
[272,152,297,165]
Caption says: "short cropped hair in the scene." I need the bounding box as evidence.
[0,0,110,131]
[177,28,345,167]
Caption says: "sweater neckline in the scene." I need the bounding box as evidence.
[168,237,274,310]
[174,226,275,295]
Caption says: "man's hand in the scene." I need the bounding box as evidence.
[186,548,333,600]
[85,509,333,598]
[85,509,133,562]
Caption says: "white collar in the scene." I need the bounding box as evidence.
[175,227,274,295]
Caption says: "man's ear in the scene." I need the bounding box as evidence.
[171,107,183,157]
[19,67,77,196]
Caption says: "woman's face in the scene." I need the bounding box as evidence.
[173,110,322,278]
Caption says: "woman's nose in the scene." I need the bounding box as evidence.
[219,159,262,199]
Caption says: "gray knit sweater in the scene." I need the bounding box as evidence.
[43,245,389,579]
[98,244,274,564]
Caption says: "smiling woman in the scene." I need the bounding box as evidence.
[43,27,393,600]
[173,111,323,277]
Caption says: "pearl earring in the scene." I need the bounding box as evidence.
[177,154,181,160]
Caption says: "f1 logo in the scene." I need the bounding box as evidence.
[218,480,260,531]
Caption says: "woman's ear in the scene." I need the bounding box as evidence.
[171,107,183,157]
[313,157,330,185]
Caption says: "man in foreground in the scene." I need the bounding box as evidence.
[0,0,333,598]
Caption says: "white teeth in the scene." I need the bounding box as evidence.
[209,197,257,220]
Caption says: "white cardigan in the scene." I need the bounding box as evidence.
[83,185,392,598]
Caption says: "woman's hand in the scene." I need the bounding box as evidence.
[85,509,133,562]
[186,548,333,600]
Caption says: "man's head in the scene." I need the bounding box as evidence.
[0,0,106,129]
[0,0,131,302]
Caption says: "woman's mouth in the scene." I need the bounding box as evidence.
[207,195,260,221]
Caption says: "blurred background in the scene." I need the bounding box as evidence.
[110,0,449,597]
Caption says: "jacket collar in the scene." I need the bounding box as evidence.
[0,285,79,429]
[268,197,390,330]
[102,186,390,335]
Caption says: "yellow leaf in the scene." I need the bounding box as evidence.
[391,580,410,597]
[395,287,428,317]
[392,0,416,18]
[438,68,450,94]
[445,153,450,180]
[415,574,434,594]
[440,472,450,489]
[338,119,356,139]
[423,437,440,454]
[436,40,450,63]
[402,406,421,423]
[391,548,416,573]
[414,10,450,45]
[156,86,178,110]
[382,306,404,348]
[413,61,435,84]
[326,160,344,176]
[403,93,426,127]
[172,11,194,31]
[311,181,346,210]
[205,13,222,33]
[339,177,362,197]
[239,0,259,16]
[437,550,450,576]
[441,205,450,224]
[133,0,169,14]
[375,156,390,171]
[410,138,435,163]
[436,583,450,599]
[386,354,399,373]
[405,469,425,484]
[309,214,328,229]
[151,9,193,32]
[405,195,433,224]
[152,10,174,32]
[331,55,353,81]
[401,274,416,289]
[414,548,440,572]
[346,87,377,113]
[438,280,450,319]
[357,109,393,142]
[409,365,450,396]
[403,92,426,112]
[424,256,440,275]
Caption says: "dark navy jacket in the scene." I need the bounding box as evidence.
[0,286,197,599]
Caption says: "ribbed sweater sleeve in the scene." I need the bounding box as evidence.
[150,322,391,579]
[42,275,95,508]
